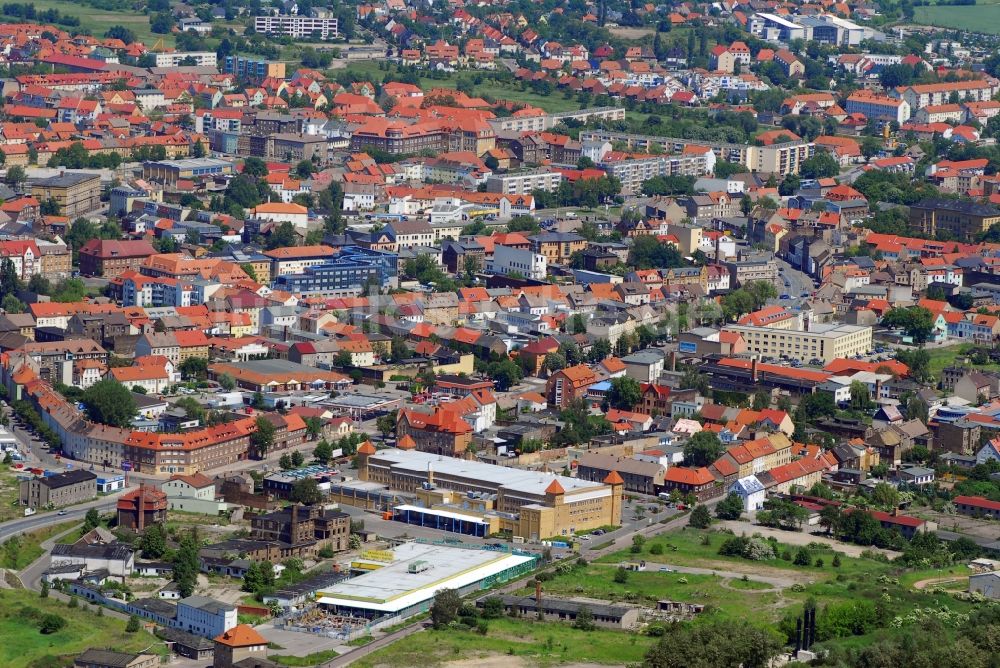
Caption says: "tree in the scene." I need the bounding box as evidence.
[799,152,841,179]
[174,397,206,423]
[40,580,49,598]
[313,439,334,464]
[793,547,812,566]
[574,604,595,631]
[871,481,900,509]
[643,619,782,668]
[543,352,567,373]
[849,380,875,411]
[481,596,504,619]
[614,566,629,583]
[571,313,587,334]
[219,374,236,391]
[751,390,770,411]
[81,379,137,428]
[291,450,304,467]
[125,615,141,633]
[607,376,642,410]
[431,588,462,628]
[689,504,711,528]
[139,523,167,558]
[179,357,209,380]
[376,410,397,439]
[83,508,100,532]
[716,493,744,520]
[290,479,322,504]
[172,529,200,598]
[4,165,25,189]
[249,416,276,459]
[243,157,268,177]
[266,222,298,251]
[1,294,24,314]
[279,453,293,470]
[683,431,723,467]
[0,258,19,299]
[882,306,935,345]
[294,160,315,179]
[628,235,687,270]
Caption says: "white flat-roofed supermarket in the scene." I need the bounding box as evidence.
[316,542,536,615]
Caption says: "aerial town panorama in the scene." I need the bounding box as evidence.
[5,0,1000,667]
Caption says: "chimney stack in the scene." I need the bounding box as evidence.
[751,358,759,383]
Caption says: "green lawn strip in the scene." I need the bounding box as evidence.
[271,649,340,666]
[351,618,653,668]
[3,520,82,570]
[0,588,164,668]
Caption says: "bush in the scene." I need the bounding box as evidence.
[832,554,842,568]
[126,615,141,632]
[649,543,664,555]
[38,613,66,634]
[793,548,811,566]
[614,567,629,584]
[815,558,824,568]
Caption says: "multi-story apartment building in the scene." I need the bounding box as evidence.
[578,131,813,176]
[845,90,911,123]
[19,469,96,508]
[894,80,999,111]
[154,52,217,68]
[222,56,286,81]
[485,169,562,195]
[254,15,339,39]
[602,153,710,195]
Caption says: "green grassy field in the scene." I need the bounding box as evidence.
[926,344,1000,379]
[340,62,587,113]
[0,588,165,668]
[352,618,654,668]
[8,0,171,47]
[271,649,340,666]
[913,3,1000,32]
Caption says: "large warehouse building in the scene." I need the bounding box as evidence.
[316,542,537,620]
[357,447,623,540]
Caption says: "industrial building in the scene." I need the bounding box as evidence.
[358,447,623,540]
[315,542,537,620]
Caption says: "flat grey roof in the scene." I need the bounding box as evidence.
[372,449,608,497]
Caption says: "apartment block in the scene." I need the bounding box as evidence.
[254,15,339,39]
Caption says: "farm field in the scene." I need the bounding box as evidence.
[4,0,171,47]
[913,3,1000,32]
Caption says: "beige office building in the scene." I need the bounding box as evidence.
[721,323,872,363]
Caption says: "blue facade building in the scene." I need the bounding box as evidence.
[274,246,398,295]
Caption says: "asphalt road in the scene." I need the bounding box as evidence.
[775,256,815,300]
